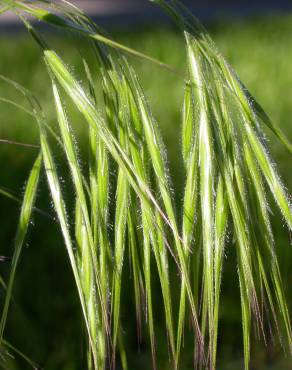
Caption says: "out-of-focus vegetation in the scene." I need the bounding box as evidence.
[0,13,291,370]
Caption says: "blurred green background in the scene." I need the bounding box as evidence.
[0,13,292,370]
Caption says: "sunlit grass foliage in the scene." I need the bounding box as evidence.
[0,1,291,369]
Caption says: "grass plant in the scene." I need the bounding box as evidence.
[0,1,291,369]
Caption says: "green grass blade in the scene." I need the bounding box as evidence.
[243,141,292,349]
[127,197,143,343]
[37,115,97,364]
[112,119,129,359]
[75,200,105,370]
[0,186,22,204]
[124,62,203,353]
[117,69,177,363]
[243,88,292,154]
[141,211,157,369]
[187,36,216,366]
[182,83,195,165]
[244,121,292,230]
[0,152,42,341]
[2,339,41,369]
[178,119,199,360]
[213,176,228,369]
[52,82,110,368]
[9,0,180,75]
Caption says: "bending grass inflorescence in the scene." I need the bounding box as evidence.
[0,1,291,369]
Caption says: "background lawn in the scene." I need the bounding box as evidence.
[0,13,292,370]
